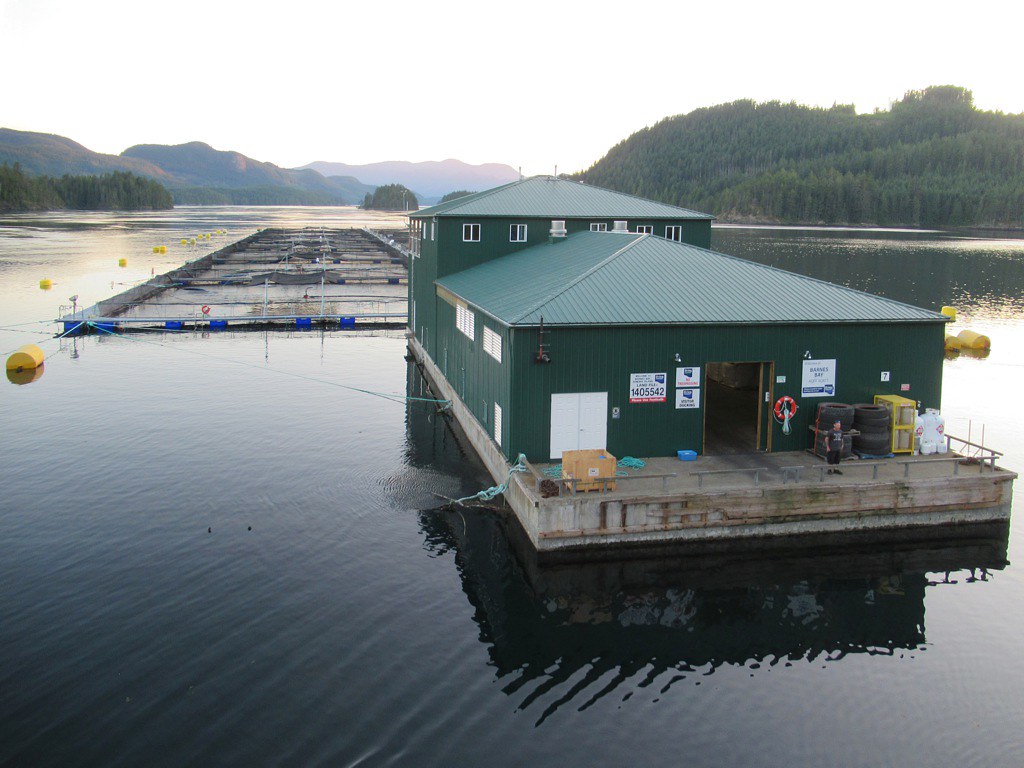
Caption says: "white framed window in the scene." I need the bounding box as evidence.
[509,223,527,242]
[494,403,502,445]
[463,223,481,242]
[410,221,421,256]
[635,225,653,234]
[665,225,682,241]
[456,302,475,340]
[483,326,502,362]
[590,223,608,232]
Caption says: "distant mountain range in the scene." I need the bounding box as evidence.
[0,128,374,205]
[301,159,520,200]
[0,128,519,207]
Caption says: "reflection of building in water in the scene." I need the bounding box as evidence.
[418,506,1007,723]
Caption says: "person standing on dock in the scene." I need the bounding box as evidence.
[827,420,844,475]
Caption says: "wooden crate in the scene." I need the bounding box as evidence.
[562,449,617,492]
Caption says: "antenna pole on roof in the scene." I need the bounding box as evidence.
[518,166,522,181]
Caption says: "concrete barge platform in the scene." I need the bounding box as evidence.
[409,335,1016,558]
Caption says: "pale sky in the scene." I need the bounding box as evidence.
[2,0,1022,176]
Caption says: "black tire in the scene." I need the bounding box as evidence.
[854,422,890,435]
[817,402,855,431]
[854,445,891,456]
[853,403,888,416]
[854,409,890,422]
[854,413,891,427]
[854,435,890,452]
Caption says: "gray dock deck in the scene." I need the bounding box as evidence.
[58,226,410,332]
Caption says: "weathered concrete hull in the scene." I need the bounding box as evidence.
[408,336,1015,556]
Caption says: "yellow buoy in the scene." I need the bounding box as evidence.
[39,278,53,290]
[153,246,160,253]
[944,334,962,350]
[957,329,991,350]
[160,246,167,254]
[941,306,957,321]
[118,258,128,267]
[7,344,45,371]
[181,238,188,245]
[190,239,196,245]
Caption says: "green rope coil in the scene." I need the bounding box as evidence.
[455,453,528,505]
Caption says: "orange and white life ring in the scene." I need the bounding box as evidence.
[774,395,797,421]
[201,305,211,315]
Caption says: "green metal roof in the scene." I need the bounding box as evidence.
[436,231,949,327]
[412,176,713,220]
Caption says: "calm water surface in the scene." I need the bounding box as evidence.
[2,210,1024,766]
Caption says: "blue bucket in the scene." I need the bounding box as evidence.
[677,450,697,461]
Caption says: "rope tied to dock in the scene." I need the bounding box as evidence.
[454,453,529,505]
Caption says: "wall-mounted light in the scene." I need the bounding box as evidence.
[803,350,812,359]
[674,353,682,362]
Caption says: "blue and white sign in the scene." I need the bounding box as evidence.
[630,372,667,403]
[675,366,701,388]
[801,359,837,398]
[675,388,701,409]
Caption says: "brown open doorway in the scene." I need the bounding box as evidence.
[703,362,774,455]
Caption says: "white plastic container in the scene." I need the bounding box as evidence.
[920,439,937,455]
[932,410,947,453]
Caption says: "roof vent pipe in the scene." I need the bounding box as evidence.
[549,220,567,242]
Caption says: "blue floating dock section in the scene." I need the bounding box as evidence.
[339,316,356,327]
[388,278,400,285]
[296,317,312,328]
[209,319,228,330]
[677,450,698,461]
[165,321,183,330]
[338,278,346,285]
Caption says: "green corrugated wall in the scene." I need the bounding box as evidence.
[503,321,946,462]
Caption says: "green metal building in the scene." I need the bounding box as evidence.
[409,177,948,462]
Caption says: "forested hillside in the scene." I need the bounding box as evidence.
[576,87,1024,227]
[0,164,173,212]
[362,184,418,211]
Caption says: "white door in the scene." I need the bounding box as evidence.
[549,392,608,459]
[578,392,608,450]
